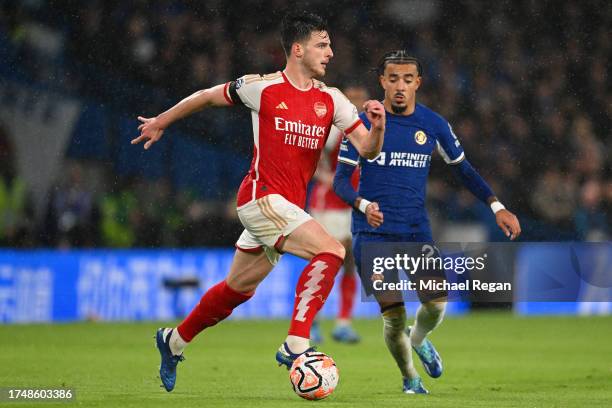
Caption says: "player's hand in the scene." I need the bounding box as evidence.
[363,100,386,130]
[365,201,384,228]
[131,116,165,150]
[495,209,521,240]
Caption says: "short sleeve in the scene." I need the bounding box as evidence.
[436,120,465,164]
[324,125,343,153]
[226,72,283,112]
[328,88,362,135]
[337,135,360,167]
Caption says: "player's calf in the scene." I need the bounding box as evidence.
[334,271,359,343]
[408,300,445,378]
[155,281,253,391]
[278,220,346,357]
[177,280,253,342]
[381,303,420,380]
[410,300,446,346]
[283,251,344,356]
[406,325,443,379]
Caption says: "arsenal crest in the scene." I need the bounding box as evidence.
[314,102,327,118]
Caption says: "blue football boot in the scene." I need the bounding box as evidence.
[156,328,185,392]
[406,326,443,378]
[403,377,429,394]
[331,325,361,344]
[275,342,316,369]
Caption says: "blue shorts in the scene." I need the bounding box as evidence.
[353,229,447,303]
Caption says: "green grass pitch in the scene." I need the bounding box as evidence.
[1,312,611,407]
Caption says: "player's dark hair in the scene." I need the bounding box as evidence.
[280,11,328,57]
[376,50,423,76]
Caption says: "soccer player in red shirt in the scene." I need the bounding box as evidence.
[132,12,385,392]
[308,85,369,344]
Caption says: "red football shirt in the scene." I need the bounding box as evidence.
[224,71,362,208]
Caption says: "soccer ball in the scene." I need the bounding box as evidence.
[289,351,339,400]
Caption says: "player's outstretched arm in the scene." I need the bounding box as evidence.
[450,159,521,240]
[132,83,231,150]
[346,100,385,159]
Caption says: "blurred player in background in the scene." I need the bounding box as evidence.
[308,85,369,344]
[132,12,385,392]
[333,50,521,394]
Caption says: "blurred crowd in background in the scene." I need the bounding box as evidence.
[0,0,609,248]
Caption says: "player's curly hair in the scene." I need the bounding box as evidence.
[280,11,328,57]
[376,50,423,76]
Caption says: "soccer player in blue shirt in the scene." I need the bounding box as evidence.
[333,50,521,394]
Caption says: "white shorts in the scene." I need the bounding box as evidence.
[310,209,352,242]
[235,194,312,265]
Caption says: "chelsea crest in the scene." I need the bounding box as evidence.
[415,130,427,145]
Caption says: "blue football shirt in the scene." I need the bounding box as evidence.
[338,103,465,234]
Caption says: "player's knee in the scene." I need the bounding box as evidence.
[226,267,267,294]
[226,275,258,294]
[329,239,346,260]
[382,304,406,333]
[340,238,352,252]
[315,236,345,260]
[423,299,446,316]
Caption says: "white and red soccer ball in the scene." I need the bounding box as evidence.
[289,351,339,400]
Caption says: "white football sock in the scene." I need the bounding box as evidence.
[285,335,310,354]
[165,328,188,356]
[410,301,446,347]
[382,305,419,380]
